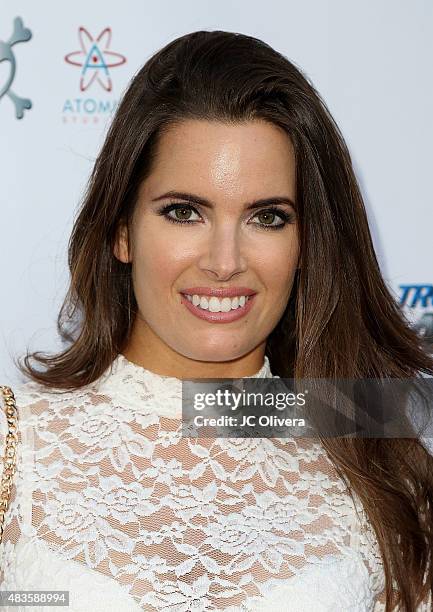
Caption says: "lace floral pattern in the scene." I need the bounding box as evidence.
[0,354,425,610]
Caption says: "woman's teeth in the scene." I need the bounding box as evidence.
[185,295,249,312]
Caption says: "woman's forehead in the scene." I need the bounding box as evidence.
[142,119,296,200]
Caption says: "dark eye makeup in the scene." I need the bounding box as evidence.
[155,202,296,231]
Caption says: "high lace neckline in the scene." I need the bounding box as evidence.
[115,352,273,382]
[93,352,275,419]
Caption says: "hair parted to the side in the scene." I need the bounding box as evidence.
[16,30,433,610]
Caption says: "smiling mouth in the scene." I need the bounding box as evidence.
[181,293,252,312]
[179,292,256,323]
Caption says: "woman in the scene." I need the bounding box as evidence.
[1,30,432,611]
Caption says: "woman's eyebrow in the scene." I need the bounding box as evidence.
[151,190,296,210]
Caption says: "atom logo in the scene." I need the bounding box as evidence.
[65,27,126,92]
[0,17,32,119]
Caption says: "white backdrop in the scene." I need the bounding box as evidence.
[1,0,432,385]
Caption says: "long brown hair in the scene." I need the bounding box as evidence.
[17,30,433,610]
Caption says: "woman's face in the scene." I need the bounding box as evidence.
[114,119,299,377]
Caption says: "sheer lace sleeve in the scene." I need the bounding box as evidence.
[0,393,8,584]
[0,386,21,586]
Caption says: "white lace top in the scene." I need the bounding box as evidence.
[0,354,428,611]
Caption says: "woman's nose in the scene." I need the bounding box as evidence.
[197,224,248,281]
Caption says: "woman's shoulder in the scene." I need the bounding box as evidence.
[3,379,73,403]
[1,379,92,414]
[0,378,103,446]
[1,380,44,427]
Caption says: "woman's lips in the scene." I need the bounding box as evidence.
[180,293,256,323]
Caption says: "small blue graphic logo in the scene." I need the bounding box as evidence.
[65,27,126,92]
[0,17,32,119]
[399,285,433,309]
[399,284,433,347]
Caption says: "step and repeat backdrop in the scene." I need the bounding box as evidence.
[1,0,432,384]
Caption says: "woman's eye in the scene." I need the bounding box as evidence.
[157,203,294,231]
[251,210,285,228]
[173,208,191,220]
[158,204,202,224]
[250,208,294,230]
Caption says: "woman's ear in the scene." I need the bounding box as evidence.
[113,222,131,264]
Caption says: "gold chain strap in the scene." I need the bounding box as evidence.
[0,386,18,543]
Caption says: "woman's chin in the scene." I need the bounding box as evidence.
[179,346,250,365]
